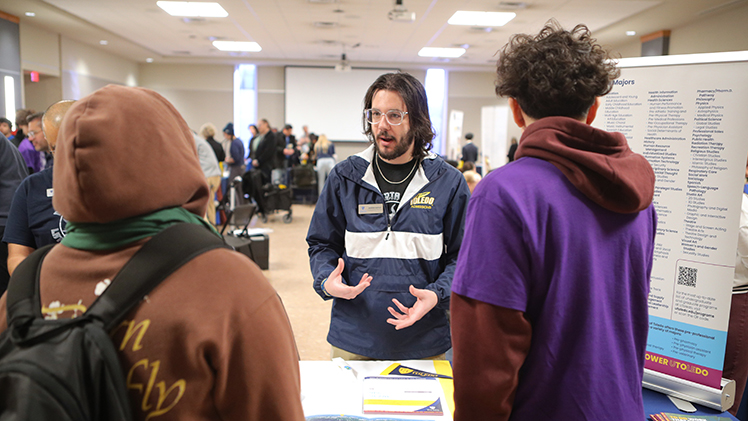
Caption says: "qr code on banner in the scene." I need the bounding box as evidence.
[677,266,698,287]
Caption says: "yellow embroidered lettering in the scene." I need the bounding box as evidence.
[144,380,186,421]
[141,360,161,411]
[42,303,87,319]
[116,319,151,351]
[410,192,435,208]
[127,359,148,394]
[128,359,186,417]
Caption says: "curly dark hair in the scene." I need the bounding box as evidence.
[495,21,620,120]
[362,72,435,161]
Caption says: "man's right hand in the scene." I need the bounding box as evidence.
[323,258,372,300]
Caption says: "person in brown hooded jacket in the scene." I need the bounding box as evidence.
[0,85,305,421]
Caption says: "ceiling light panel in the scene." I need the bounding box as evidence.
[212,41,262,52]
[156,1,228,18]
[448,11,516,27]
[418,47,466,58]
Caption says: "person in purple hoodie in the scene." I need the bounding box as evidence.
[451,21,657,421]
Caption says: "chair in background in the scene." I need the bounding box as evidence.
[290,165,317,204]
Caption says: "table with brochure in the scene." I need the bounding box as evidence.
[299,360,739,420]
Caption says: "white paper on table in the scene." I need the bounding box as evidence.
[362,376,443,416]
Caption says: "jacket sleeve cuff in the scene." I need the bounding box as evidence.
[425,282,450,309]
[313,277,334,301]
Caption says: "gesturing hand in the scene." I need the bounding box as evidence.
[323,258,372,300]
[386,285,438,330]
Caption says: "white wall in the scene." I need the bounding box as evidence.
[448,70,517,164]
[139,63,233,133]
[19,21,141,105]
[23,73,62,113]
[60,37,139,100]
[669,4,748,55]
[257,65,284,130]
[610,3,748,58]
[19,23,60,77]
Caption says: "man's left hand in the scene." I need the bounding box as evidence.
[386,285,438,330]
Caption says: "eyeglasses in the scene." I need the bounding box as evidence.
[364,109,409,126]
[27,131,38,138]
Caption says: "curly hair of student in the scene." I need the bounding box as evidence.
[494,21,620,120]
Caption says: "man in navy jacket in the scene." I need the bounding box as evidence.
[306,72,470,360]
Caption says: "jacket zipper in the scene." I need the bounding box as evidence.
[385,198,391,240]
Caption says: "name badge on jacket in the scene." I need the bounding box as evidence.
[358,203,383,215]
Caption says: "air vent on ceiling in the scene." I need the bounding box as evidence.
[181,17,206,23]
[173,50,191,55]
[498,1,528,9]
[308,0,337,3]
[314,21,338,28]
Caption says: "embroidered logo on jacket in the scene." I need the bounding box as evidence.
[410,192,435,209]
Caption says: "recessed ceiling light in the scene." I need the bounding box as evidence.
[418,47,466,58]
[146,58,154,63]
[212,41,262,52]
[448,11,516,27]
[156,1,228,18]
[25,12,36,17]
[99,40,108,45]
[626,30,637,36]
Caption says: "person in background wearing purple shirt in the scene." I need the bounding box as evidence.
[16,110,42,174]
[451,21,657,421]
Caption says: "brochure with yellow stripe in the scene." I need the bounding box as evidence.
[362,376,443,416]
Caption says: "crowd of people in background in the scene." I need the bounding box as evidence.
[192,119,337,208]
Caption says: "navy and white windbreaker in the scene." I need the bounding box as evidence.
[307,145,470,359]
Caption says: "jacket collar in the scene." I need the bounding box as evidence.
[346,145,443,206]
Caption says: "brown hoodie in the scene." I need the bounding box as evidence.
[0,85,305,421]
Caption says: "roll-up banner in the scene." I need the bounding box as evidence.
[595,51,748,389]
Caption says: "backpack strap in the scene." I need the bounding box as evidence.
[6,244,56,328]
[86,223,228,331]
[7,223,227,332]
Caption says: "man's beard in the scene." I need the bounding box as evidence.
[375,130,413,161]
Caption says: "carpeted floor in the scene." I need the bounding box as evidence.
[246,202,332,360]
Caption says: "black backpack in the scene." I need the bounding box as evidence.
[0,223,227,420]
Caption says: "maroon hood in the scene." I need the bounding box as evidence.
[515,116,654,213]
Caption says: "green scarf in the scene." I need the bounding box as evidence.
[61,207,220,251]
